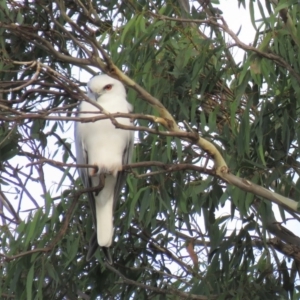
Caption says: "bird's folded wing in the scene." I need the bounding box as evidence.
[113,130,134,210]
[74,121,97,227]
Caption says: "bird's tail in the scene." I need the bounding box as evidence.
[95,194,114,247]
[94,175,116,248]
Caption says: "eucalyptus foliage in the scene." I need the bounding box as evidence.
[1,0,300,299]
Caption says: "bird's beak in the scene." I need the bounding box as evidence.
[94,92,102,100]
[89,92,102,101]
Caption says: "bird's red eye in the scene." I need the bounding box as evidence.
[104,84,112,90]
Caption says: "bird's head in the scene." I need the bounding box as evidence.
[87,74,126,101]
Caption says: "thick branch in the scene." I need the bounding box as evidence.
[221,171,299,214]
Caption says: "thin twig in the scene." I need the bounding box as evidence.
[105,263,217,299]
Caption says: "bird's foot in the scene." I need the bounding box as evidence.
[89,164,99,177]
[94,173,106,196]
[89,165,112,177]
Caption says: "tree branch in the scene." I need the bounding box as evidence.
[105,263,217,299]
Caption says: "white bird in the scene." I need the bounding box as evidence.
[74,74,134,263]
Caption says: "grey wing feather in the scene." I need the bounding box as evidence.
[113,130,134,210]
[74,121,97,229]
[75,120,100,261]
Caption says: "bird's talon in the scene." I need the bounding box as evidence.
[89,164,98,177]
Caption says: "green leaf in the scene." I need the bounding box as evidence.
[139,187,150,222]
[37,260,44,300]
[174,138,182,161]
[65,235,80,266]
[31,119,45,137]
[165,136,171,161]
[16,10,24,24]
[44,192,52,216]
[208,108,217,133]
[26,263,34,300]
[274,2,290,14]
[128,186,149,228]
[56,167,71,192]
[249,0,257,30]
[24,209,42,248]
[121,16,138,45]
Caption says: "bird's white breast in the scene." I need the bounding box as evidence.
[77,96,132,175]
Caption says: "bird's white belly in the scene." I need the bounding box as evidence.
[80,117,130,176]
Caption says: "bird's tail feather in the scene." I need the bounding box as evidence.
[95,194,114,247]
[86,232,113,264]
[86,231,98,261]
[102,247,113,264]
